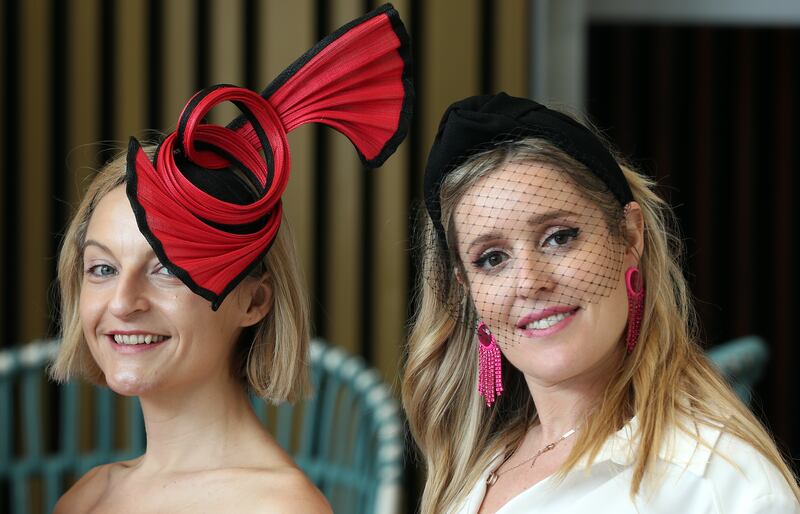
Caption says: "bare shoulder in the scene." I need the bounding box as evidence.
[52,462,114,514]
[228,466,332,514]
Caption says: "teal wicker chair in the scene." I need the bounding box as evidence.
[706,335,769,406]
[0,339,403,514]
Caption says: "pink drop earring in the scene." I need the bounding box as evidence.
[477,321,503,407]
[625,267,645,353]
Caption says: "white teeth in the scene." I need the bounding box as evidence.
[525,312,571,330]
[113,334,167,345]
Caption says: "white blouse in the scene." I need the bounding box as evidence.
[452,418,799,514]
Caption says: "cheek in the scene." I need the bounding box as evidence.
[467,273,515,318]
[591,277,630,346]
[77,288,110,374]
[561,247,625,299]
[79,286,104,337]
[162,292,239,345]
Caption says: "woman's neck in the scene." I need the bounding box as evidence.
[135,372,269,473]
[526,385,597,442]
[525,351,621,442]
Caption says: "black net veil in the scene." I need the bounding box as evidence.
[418,137,631,351]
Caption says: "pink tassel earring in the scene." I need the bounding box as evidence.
[477,321,503,407]
[625,267,645,353]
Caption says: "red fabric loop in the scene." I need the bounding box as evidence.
[180,86,288,173]
[126,4,412,308]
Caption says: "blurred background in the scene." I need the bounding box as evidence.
[0,0,798,512]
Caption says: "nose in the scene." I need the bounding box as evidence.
[515,253,556,298]
[108,271,150,319]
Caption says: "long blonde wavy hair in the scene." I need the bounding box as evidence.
[402,137,800,513]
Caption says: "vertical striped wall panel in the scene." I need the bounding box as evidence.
[162,0,197,131]
[114,2,147,145]
[0,0,529,394]
[20,0,52,343]
[371,0,411,387]
[495,0,530,98]
[0,0,6,347]
[732,31,754,336]
[419,0,480,173]
[324,0,365,357]
[66,0,101,207]
[1,1,19,352]
[692,28,715,328]
[208,0,244,125]
[771,29,794,442]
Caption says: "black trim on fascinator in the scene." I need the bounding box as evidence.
[423,93,634,247]
[126,3,413,310]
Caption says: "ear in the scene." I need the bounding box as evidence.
[454,267,464,285]
[239,274,274,327]
[623,202,645,264]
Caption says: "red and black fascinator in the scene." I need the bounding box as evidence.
[126,3,413,310]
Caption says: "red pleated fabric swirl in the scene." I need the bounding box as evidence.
[126,3,413,309]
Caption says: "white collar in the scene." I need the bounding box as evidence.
[581,415,724,476]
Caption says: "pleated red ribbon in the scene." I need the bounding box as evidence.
[126,3,412,309]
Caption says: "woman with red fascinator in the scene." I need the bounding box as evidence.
[402,93,799,513]
[49,4,412,512]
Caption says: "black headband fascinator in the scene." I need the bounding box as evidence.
[423,93,634,246]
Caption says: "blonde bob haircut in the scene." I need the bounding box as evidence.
[50,149,310,403]
[402,137,800,513]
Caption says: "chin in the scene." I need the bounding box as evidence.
[514,348,584,384]
[527,365,580,386]
[104,370,159,397]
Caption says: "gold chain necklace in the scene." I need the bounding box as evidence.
[486,428,577,487]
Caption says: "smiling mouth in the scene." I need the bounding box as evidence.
[112,334,169,345]
[522,308,579,330]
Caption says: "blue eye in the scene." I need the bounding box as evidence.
[542,228,579,248]
[474,250,509,271]
[155,265,176,276]
[86,264,116,277]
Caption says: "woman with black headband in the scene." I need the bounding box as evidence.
[403,93,799,513]
[49,4,412,513]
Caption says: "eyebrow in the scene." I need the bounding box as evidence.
[465,209,580,253]
[82,239,112,255]
[466,231,505,254]
[527,209,580,226]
